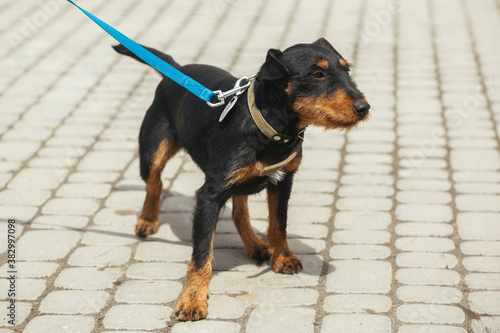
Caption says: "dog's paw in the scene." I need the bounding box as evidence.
[175,293,208,321]
[272,253,303,274]
[247,241,270,260]
[135,218,159,238]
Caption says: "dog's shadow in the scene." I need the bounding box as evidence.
[27,186,325,278]
[145,190,326,278]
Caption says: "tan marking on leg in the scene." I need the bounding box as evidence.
[292,90,368,130]
[227,161,265,186]
[339,58,347,67]
[316,58,329,69]
[136,139,181,238]
[284,152,302,173]
[175,233,214,321]
[232,195,269,260]
[267,189,302,274]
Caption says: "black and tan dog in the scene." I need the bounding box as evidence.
[114,38,369,321]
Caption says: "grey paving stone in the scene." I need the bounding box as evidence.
[334,212,392,230]
[68,246,131,266]
[42,198,100,216]
[471,316,500,333]
[452,171,500,183]
[40,290,109,314]
[206,295,249,320]
[321,314,391,333]
[397,286,462,304]
[396,191,452,204]
[395,223,453,237]
[323,295,391,313]
[457,213,500,240]
[342,164,393,175]
[93,208,137,226]
[450,150,500,170]
[335,197,393,211]
[8,168,68,190]
[81,225,138,246]
[327,260,392,293]
[338,185,394,198]
[396,204,453,223]
[17,230,80,260]
[23,315,95,333]
[396,252,458,269]
[397,179,451,191]
[104,191,146,209]
[114,280,182,303]
[31,215,89,229]
[55,267,122,290]
[0,301,31,327]
[463,257,500,273]
[469,291,500,315]
[103,305,172,330]
[173,321,240,333]
[396,268,460,285]
[78,151,134,171]
[395,237,455,253]
[246,307,315,333]
[465,273,500,290]
[461,241,500,256]
[341,174,394,186]
[0,142,40,162]
[330,245,391,260]
[456,195,500,212]
[0,205,38,222]
[69,171,119,183]
[0,277,47,301]
[210,271,262,294]
[126,262,188,280]
[56,183,111,199]
[455,183,500,194]
[397,304,465,324]
[254,288,319,307]
[293,180,337,194]
[0,190,51,206]
[289,192,334,206]
[135,241,192,262]
[332,230,391,244]
[0,262,58,278]
[398,325,466,333]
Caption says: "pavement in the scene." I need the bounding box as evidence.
[0,0,500,332]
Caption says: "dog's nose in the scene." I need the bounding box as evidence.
[353,101,370,119]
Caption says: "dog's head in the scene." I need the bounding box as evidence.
[256,38,370,130]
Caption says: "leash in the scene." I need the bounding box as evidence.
[65,0,248,107]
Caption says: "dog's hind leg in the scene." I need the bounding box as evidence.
[136,94,181,238]
[232,195,269,260]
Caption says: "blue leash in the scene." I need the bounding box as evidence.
[66,0,216,104]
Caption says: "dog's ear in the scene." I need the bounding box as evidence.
[256,49,289,83]
[313,38,341,56]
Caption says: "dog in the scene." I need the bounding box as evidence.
[113,37,370,321]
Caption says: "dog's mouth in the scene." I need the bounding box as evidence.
[292,91,370,129]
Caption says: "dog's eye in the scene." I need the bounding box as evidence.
[312,71,325,79]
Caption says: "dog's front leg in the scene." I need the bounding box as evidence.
[175,181,224,321]
[267,173,303,274]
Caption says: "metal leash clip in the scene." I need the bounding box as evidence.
[207,75,255,111]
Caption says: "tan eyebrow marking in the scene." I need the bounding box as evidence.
[316,58,329,69]
[339,58,347,67]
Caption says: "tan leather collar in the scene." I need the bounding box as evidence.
[247,80,303,176]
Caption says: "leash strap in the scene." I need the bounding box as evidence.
[66,0,215,103]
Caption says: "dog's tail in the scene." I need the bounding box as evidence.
[112,44,181,73]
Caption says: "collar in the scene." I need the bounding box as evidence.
[246,80,305,176]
